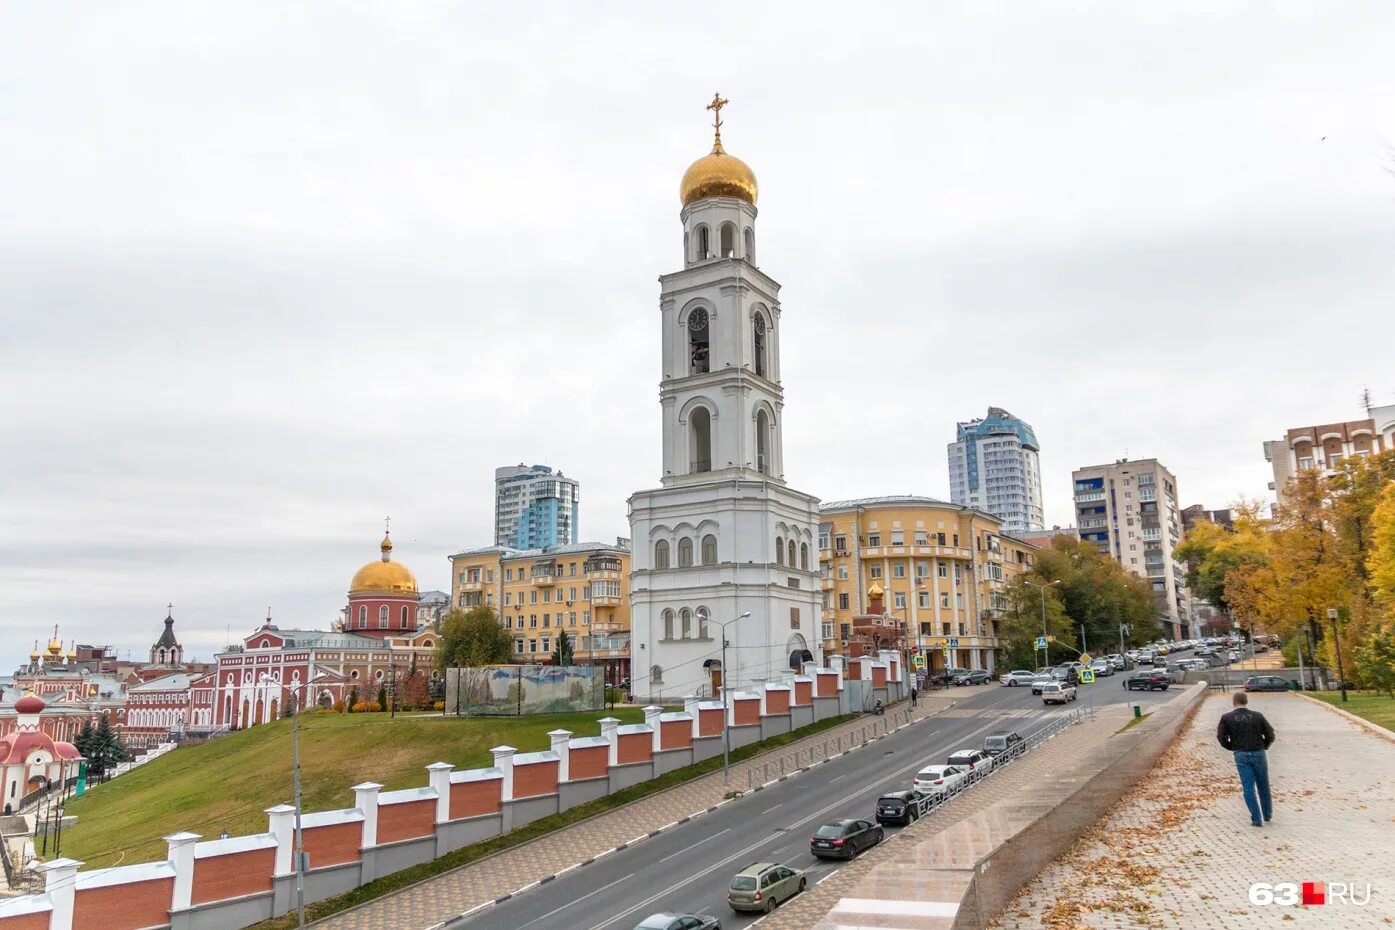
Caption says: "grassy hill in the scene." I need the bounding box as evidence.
[59,707,645,869]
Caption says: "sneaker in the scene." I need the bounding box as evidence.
[1251,821,1263,827]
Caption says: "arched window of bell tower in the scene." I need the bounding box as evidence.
[755,409,771,474]
[753,313,768,379]
[744,227,755,263]
[690,407,712,473]
[688,308,710,375]
[720,222,737,258]
[695,225,711,261]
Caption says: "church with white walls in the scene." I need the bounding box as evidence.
[629,96,822,702]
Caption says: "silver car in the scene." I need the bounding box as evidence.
[634,915,722,930]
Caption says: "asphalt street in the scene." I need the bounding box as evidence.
[449,678,1179,930]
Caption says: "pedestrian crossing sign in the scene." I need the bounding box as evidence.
[1078,668,1096,684]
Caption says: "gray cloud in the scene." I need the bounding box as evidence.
[3,2,1393,669]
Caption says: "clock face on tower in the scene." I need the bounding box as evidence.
[688,308,709,331]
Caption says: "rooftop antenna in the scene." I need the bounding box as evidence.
[1361,385,1373,414]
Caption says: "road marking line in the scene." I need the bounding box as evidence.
[511,875,630,930]
[658,828,730,863]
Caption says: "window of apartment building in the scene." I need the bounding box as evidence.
[504,592,512,605]
[870,565,883,579]
[954,594,963,609]
[919,592,931,609]
[941,593,950,609]
[503,616,512,629]
[515,639,525,654]
[529,639,537,653]
[822,591,831,608]
[892,563,906,578]
[568,612,577,626]
[818,531,830,550]
[915,530,928,545]
[917,561,929,578]
[839,622,851,642]
[583,610,591,624]
[542,613,550,627]
[890,531,904,546]
[542,589,551,603]
[894,592,906,609]
[457,571,465,585]
[821,622,834,640]
[1131,558,1138,564]
[529,614,538,628]
[583,585,591,599]
[529,590,537,604]
[952,534,959,547]
[867,533,881,547]
[837,565,848,580]
[838,593,850,610]
[1298,457,1314,469]
[541,637,551,652]
[835,534,848,552]
[487,569,495,582]
[787,577,800,588]
[569,587,577,601]
[505,568,513,581]
[938,563,948,578]
[1124,491,1132,498]
[570,562,577,575]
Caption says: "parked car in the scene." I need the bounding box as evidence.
[1052,666,1080,685]
[1228,650,1241,663]
[1030,674,1055,695]
[912,763,969,795]
[634,914,722,930]
[1042,682,1077,704]
[728,863,805,913]
[1245,675,1291,692]
[1124,669,1171,691]
[875,789,933,825]
[810,819,884,860]
[999,670,1037,687]
[983,730,1023,757]
[1106,654,1128,670]
[947,748,995,777]
[1089,660,1114,677]
[1137,651,1156,666]
[929,667,971,687]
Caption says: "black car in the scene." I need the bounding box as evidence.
[1124,669,1170,691]
[951,670,991,686]
[1244,675,1290,692]
[1052,667,1080,685]
[875,789,932,825]
[982,730,1023,757]
[810,818,885,859]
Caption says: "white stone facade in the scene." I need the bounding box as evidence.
[629,192,822,702]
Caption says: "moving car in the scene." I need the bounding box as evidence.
[947,748,995,776]
[1041,682,1077,704]
[1245,675,1290,692]
[728,863,805,914]
[951,669,991,686]
[1106,654,1127,670]
[1124,669,1171,691]
[1000,669,1036,687]
[634,914,722,930]
[1052,666,1080,685]
[810,819,884,859]
[875,789,933,825]
[1088,660,1114,677]
[1030,674,1055,695]
[912,763,968,795]
[983,730,1023,756]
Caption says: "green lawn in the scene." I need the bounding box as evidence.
[59,708,644,869]
[1309,691,1395,731]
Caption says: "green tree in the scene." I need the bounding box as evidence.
[87,713,129,782]
[996,578,1072,670]
[1353,623,1395,696]
[73,720,95,763]
[551,630,575,667]
[436,606,513,670]
[376,685,388,711]
[1027,537,1162,653]
[1174,505,1268,613]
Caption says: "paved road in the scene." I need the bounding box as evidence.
[449,680,1177,930]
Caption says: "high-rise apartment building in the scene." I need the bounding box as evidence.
[947,407,1044,536]
[1071,458,1190,639]
[494,464,580,550]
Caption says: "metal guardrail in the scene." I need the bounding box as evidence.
[745,708,913,791]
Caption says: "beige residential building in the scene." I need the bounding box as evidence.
[447,539,632,676]
[1071,459,1190,638]
[818,497,1036,675]
[1264,403,1395,511]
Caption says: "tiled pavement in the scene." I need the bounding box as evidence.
[754,701,1132,930]
[992,692,1395,929]
[309,693,956,930]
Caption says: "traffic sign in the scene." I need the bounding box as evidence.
[1078,668,1096,684]
[912,654,927,669]
[1046,635,1055,643]
[1035,636,1048,650]
[947,637,959,648]
[1079,652,1093,665]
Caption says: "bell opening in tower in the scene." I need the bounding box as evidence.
[688,308,710,374]
[690,407,712,473]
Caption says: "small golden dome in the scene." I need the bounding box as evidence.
[47,638,62,655]
[680,141,758,207]
[867,582,884,598]
[349,533,418,596]
[30,650,40,660]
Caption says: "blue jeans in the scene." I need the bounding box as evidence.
[1234,750,1272,824]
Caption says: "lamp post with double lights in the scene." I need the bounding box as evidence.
[261,671,326,929]
[707,609,751,785]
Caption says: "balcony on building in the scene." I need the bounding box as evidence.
[590,593,622,606]
[531,561,557,585]
[584,556,623,577]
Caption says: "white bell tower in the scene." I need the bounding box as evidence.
[629,95,822,702]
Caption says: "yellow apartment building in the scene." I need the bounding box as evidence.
[818,496,1036,674]
[447,539,632,678]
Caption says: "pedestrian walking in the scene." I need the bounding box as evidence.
[910,686,918,708]
[1216,692,1276,827]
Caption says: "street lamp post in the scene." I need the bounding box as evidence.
[1326,608,1349,703]
[261,671,326,929]
[1024,580,1060,667]
[714,610,751,786]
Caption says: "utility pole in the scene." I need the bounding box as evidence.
[1079,624,1087,654]
[719,611,751,785]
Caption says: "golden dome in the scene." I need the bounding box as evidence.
[47,638,62,655]
[680,141,758,207]
[867,582,884,599]
[348,533,418,596]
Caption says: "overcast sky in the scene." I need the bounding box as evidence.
[3,2,1393,672]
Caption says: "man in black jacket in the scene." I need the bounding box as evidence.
[1216,692,1276,826]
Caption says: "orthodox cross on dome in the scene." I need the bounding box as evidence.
[166,602,173,616]
[384,515,392,535]
[706,92,728,149]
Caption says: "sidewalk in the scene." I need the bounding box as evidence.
[993,692,1395,929]
[309,694,955,929]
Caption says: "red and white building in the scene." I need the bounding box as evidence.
[0,694,82,814]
